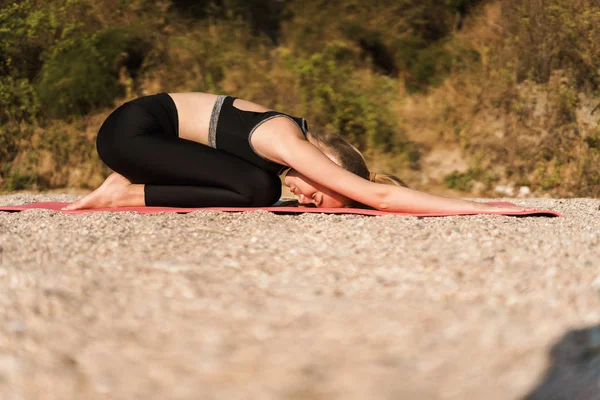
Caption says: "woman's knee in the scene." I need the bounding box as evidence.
[254,177,282,206]
[238,171,281,206]
[97,104,126,161]
[96,102,143,169]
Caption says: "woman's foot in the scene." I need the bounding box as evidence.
[61,173,141,210]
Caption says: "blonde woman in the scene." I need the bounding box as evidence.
[63,92,528,213]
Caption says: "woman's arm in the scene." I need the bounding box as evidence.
[280,138,525,213]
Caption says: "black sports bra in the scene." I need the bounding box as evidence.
[209,96,309,175]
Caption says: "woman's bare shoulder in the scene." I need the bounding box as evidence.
[168,92,272,112]
[251,117,308,165]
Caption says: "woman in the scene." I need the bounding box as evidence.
[62,92,528,213]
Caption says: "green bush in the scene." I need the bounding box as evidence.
[1,1,154,121]
[0,76,39,123]
[37,28,150,119]
[407,43,454,92]
[164,31,229,93]
[398,37,481,92]
[170,0,289,44]
[0,0,59,123]
[0,0,57,79]
[585,132,600,151]
[290,47,398,151]
[556,85,578,125]
[0,123,34,184]
[504,0,600,88]
[0,125,22,167]
[444,169,475,191]
[2,0,598,196]
[393,35,427,70]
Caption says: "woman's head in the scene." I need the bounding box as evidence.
[284,132,408,208]
[284,168,348,207]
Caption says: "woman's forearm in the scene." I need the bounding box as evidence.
[377,185,487,213]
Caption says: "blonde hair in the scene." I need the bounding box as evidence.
[368,172,408,187]
[312,132,408,207]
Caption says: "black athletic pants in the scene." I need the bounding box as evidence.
[95,94,282,207]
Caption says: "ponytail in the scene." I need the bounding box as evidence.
[368,172,408,188]
[309,131,409,207]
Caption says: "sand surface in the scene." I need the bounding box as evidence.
[1,194,599,400]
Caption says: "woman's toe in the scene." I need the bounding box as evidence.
[61,203,76,211]
[63,200,85,210]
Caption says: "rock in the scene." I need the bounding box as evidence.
[5,320,27,335]
[524,325,600,400]
[494,185,515,196]
[519,186,531,197]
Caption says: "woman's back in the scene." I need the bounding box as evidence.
[63,91,533,214]
[168,92,273,146]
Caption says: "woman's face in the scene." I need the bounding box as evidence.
[284,169,348,208]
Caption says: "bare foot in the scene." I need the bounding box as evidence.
[61,173,133,210]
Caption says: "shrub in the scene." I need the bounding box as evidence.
[0,76,39,123]
[170,0,289,44]
[503,0,600,88]
[444,169,475,191]
[37,28,150,119]
[0,0,57,79]
[289,47,399,151]
[586,132,600,151]
[0,123,35,187]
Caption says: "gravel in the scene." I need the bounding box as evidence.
[1,194,599,400]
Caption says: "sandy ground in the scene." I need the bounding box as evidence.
[0,194,599,400]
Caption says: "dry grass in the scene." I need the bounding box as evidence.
[1,0,599,198]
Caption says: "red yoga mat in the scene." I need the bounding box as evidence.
[0,201,561,217]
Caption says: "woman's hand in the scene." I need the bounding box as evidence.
[473,202,536,213]
[278,135,537,213]
[378,185,539,214]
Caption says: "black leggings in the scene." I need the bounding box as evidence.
[95,94,282,207]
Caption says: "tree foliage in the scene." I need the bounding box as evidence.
[1,0,599,195]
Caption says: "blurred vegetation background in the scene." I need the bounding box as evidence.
[0,0,598,197]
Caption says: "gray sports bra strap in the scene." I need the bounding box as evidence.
[208,95,229,149]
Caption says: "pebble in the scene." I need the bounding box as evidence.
[0,194,598,399]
